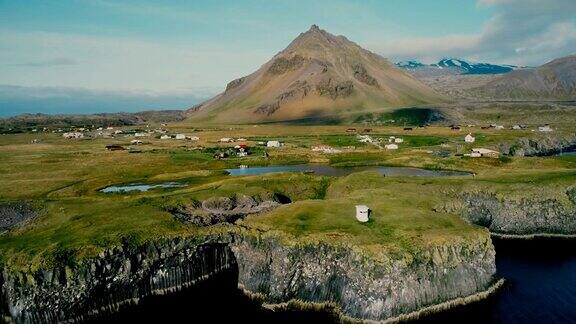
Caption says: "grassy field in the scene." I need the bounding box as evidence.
[0,122,574,270]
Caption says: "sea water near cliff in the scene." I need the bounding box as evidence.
[85,237,576,323]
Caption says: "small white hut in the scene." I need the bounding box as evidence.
[464,133,475,143]
[385,143,398,150]
[355,205,370,223]
[266,140,281,148]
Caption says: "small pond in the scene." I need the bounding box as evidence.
[226,164,471,177]
[100,182,186,193]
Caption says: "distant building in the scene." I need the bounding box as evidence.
[63,132,84,139]
[160,135,171,140]
[355,205,370,223]
[465,133,476,143]
[471,148,499,158]
[175,134,186,140]
[538,125,553,132]
[266,140,281,148]
[385,143,399,150]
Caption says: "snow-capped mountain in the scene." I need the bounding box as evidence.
[396,58,525,76]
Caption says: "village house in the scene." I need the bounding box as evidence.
[385,143,399,150]
[355,205,370,223]
[62,132,84,139]
[266,140,282,148]
[538,125,553,132]
[470,148,499,158]
[465,133,476,143]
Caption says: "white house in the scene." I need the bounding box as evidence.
[465,133,476,143]
[385,143,399,150]
[175,134,186,140]
[266,140,281,148]
[160,134,171,140]
[471,148,499,158]
[355,205,370,223]
[63,132,84,139]
[538,126,553,132]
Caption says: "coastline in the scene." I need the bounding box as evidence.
[240,278,506,323]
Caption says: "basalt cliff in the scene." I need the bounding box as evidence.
[0,227,497,323]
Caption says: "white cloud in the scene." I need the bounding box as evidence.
[373,0,576,65]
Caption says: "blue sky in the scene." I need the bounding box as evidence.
[0,0,575,116]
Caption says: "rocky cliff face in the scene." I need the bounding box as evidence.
[0,238,235,323]
[445,188,576,235]
[233,232,496,321]
[498,134,576,156]
[0,229,497,323]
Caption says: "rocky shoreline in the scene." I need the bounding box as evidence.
[0,227,497,323]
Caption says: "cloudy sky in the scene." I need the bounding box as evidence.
[1,0,575,116]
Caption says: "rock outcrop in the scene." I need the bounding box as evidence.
[498,134,576,156]
[0,203,36,234]
[170,194,289,226]
[233,232,496,321]
[445,188,576,235]
[0,228,497,323]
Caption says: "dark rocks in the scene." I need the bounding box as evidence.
[233,233,496,321]
[316,78,354,99]
[352,63,379,87]
[267,55,307,75]
[500,134,576,156]
[170,194,290,226]
[1,240,236,323]
[225,77,246,92]
[254,102,280,116]
[449,191,576,235]
[0,202,36,233]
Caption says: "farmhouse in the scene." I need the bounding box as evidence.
[355,205,370,223]
[538,125,553,132]
[62,132,84,139]
[471,148,499,158]
[266,140,281,148]
[465,133,475,143]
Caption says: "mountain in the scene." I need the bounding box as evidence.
[187,25,442,123]
[396,58,522,77]
[474,55,576,100]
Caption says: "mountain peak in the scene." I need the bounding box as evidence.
[188,26,441,123]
